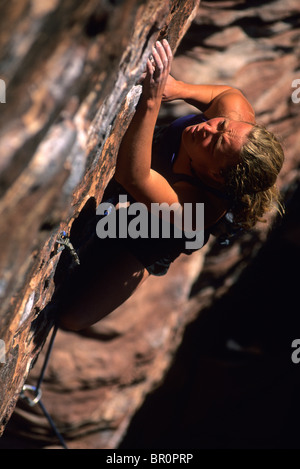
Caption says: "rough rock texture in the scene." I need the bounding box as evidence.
[1,0,300,449]
[0,0,200,442]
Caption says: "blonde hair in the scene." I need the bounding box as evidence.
[223,124,285,230]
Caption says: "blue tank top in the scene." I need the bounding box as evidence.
[152,113,231,201]
[152,113,206,182]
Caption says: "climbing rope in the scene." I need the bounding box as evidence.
[20,324,68,450]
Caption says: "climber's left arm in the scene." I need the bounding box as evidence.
[162,75,255,122]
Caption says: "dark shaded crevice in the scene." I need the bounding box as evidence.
[202,0,279,12]
[119,184,300,450]
[231,14,300,38]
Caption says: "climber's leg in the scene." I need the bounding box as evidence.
[58,247,149,331]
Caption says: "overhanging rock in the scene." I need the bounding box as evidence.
[0,0,200,436]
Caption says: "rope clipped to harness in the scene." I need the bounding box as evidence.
[20,324,68,450]
[56,231,80,266]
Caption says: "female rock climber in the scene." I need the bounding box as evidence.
[58,39,284,331]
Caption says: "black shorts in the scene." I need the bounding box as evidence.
[96,208,208,277]
[96,179,208,276]
[126,233,189,276]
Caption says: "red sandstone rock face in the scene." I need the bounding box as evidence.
[1,0,300,449]
[0,0,200,443]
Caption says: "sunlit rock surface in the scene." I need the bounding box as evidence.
[0,0,200,443]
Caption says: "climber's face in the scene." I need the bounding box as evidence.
[182,118,253,182]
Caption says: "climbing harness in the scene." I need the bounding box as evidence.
[20,324,68,449]
[56,231,80,266]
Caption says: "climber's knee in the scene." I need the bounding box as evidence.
[58,313,82,332]
[58,301,101,332]
[58,251,149,331]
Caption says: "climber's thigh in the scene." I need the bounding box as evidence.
[59,248,149,331]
